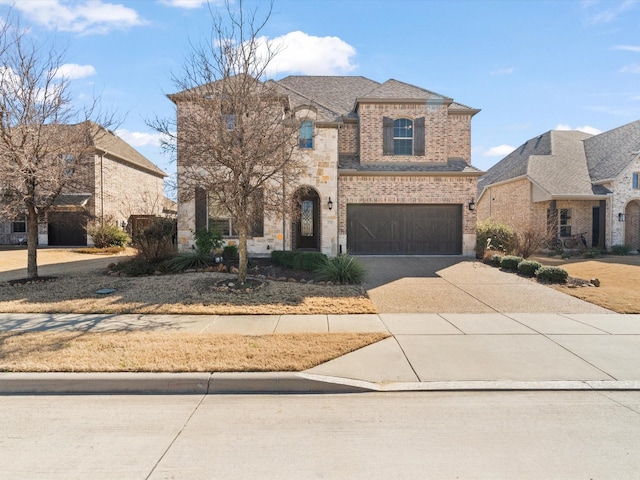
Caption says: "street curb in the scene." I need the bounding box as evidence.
[1,372,640,395]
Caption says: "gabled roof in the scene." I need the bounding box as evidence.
[585,119,640,182]
[358,78,451,102]
[275,76,380,122]
[478,130,605,199]
[88,123,166,178]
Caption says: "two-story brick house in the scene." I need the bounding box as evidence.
[0,122,169,246]
[174,76,482,256]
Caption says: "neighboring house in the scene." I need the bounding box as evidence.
[173,76,482,256]
[0,123,168,246]
[477,119,640,250]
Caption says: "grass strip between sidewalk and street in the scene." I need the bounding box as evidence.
[0,332,389,373]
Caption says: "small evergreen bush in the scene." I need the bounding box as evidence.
[476,220,517,257]
[270,250,327,271]
[222,244,239,263]
[88,222,130,248]
[500,255,523,271]
[193,228,223,254]
[314,255,367,285]
[582,248,600,259]
[535,266,568,283]
[482,250,503,267]
[517,260,542,277]
[610,244,633,256]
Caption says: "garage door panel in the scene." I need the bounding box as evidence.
[347,204,461,255]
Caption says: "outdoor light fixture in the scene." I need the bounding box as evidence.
[327,197,333,210]
[468,199,476,211]
[619,213,626,222]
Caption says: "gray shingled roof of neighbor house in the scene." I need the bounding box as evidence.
[584,119,640,182]
[478,130,608,198]
[90,123,167,178]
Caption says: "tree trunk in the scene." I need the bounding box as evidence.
[26,207,39,278]
[238,229,248,284]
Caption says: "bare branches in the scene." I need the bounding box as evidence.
[151,0,303,283]
[0,9,115,277]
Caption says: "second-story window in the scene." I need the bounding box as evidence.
[393,118,413,155]
[633,172,639,189]
[383,116,425,156]
[299,121,313,149]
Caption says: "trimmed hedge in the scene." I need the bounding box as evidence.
[270,250,327,271]
[500,255,523,271]
[517,260,542,277]
[535,266,568,283]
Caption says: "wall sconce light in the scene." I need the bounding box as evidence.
[619,213,626,222]
[468,199,476,211]
[327,197,333,210]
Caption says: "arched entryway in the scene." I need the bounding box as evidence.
[292,187,320,251]
[624,200,640,250]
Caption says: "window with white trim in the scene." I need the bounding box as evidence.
[299,121,313,149]
[393,118,413,155]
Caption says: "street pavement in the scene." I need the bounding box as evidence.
[1,256,639,394]
[2,391,640,479]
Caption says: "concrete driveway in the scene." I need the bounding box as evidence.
[357,256,611,314]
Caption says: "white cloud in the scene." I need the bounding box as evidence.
[259,31,357,76]
[483,145,516,157]
[490,67,515,76]
[116,129,166,148]
[0,0,146,35]
[583,0,638,24]
[53,63,97,80]
[620,63,640,73]
[555,124,603,135]
[159,0,218,7]
[612,45,640,52]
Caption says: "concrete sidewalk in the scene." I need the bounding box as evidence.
[1,312,639,394]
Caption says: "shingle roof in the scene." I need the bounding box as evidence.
[584,119,640,182]
[89,123,166,178]
[275,76,380,122]
[478,130,600,198]
[359,79,450,101]
[339,156,482,173]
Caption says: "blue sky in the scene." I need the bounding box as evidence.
[2,0,640,184]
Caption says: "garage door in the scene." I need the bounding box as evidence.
[48,212,87,246]
[347,204,462,255]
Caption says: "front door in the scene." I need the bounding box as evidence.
[293,191,320,250]
[592,207,600,248]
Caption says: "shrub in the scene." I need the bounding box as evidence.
[535,266,568,283]
[88,222,130,248]
[500,255,523,271]
[515,227,546,259]
[163,251,216,273]
[582,248,600,259]
[517,260,542,277]
[610,244,633,256]
[314,255,367,284]
[222,244,239,263]
[271,250,327,271]
[110,256,168,276]
[193,228,223,254]
[476,220,517,258]
[482,249,503,267]
[133,217,176,263]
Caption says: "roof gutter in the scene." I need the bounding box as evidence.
[339,169,483,177]
[94,147,167,178]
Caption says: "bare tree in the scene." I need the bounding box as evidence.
[151,0,305,283]
[0,10,112,278]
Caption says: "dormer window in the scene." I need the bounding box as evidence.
[299,120,313,149]
[383,116,425,156]
[393,118,413,155]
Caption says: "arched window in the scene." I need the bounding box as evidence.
[299,121,313,149]
[393,118,413,155]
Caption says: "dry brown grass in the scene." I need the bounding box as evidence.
[534,255,640,313]
[0,270,376,315]
[0,331,388,372]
